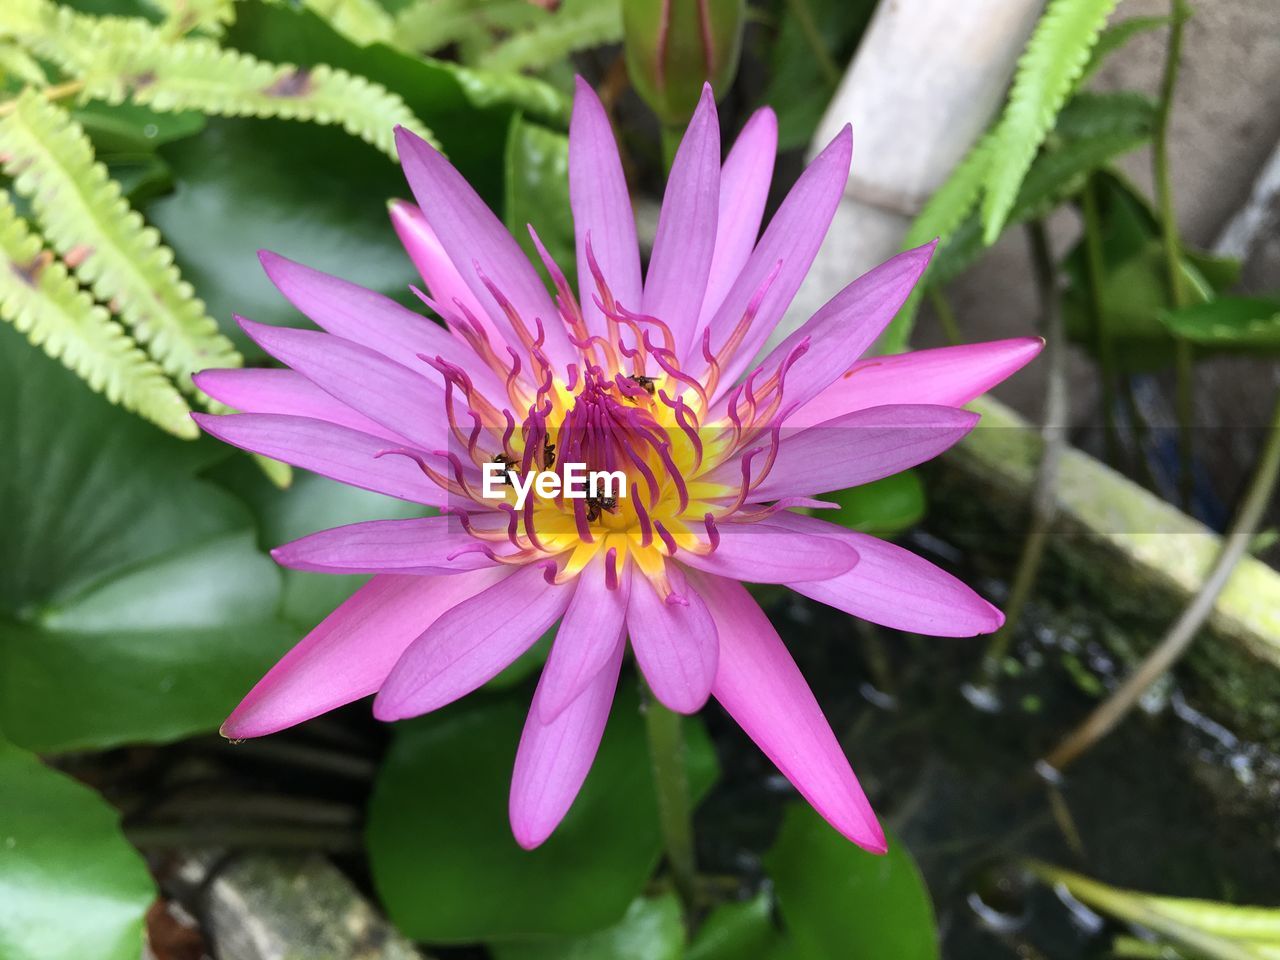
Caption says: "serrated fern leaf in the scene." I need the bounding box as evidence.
[141,0,237,37]
[980,0,1119,244]
[20,4,435,157]
[903,131,996,250]
[0,41,47,86]
[0,192,195,437]
[394,0,545,58]
[480,0,622,73]
[445,60,569,124]
[305,0,393,47]
[1076,15,1169,90]
[0,90,242,392]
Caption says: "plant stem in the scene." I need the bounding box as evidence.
[1041,388,1280,773]
[783,0,842,87]
[642,686,698,917]
[981,221,1066,681]
[1081,177,1122,467]
[0,80,85,117]
[660,124,683,174]
[1152,0,1193,508]
[928,287,963,346]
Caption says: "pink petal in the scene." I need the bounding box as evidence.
[723,404,979,501]
[238,318,446,452]
[786,337,1045,429]
[753,243,936,414]
[271,515,512,575]
[222,570,507,738]
[772,512,1004,636]
[696,107,777,335]
[374,563,572,720]
[510,632,624,850]
[643,84,720,354]
[193,368,407,444]
[626,564,718,714]
[538,551,632,722]
[696,126,852,393]
[395,127,576,370]
[257,250,481,378]
[692,569,885,852]
[676,524,858,583]
[192,413,448,506]
[569,77,642,339]
[387,198,504,345]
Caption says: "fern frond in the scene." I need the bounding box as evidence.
[305,0,393,47]
[0,41,47,86]
[0,89,242,391]
[446,61,569,124]
[479,0,622,73]
[980,0,1118,244]
[20,4,435,157]
[394,0,544,57]
[141,0,237,37]
[1076,15,1169,90]
[0,192,195,437]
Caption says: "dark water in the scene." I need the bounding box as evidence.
[696,532,1280,959]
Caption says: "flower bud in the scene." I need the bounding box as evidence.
[623,0,745,126]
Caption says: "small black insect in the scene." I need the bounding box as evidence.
[542,437,556,469]
[491,454,519,486]
[627,375,657,396]
[585,495,619,522]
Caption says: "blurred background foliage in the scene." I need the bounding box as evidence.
[1,0,1278,959]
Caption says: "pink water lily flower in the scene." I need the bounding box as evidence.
[194,79,1040,853]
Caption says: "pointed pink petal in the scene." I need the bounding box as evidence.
[193,368,407,444]
[257,250,482,378]
[719,404,978,501]
[772,512,1004,636]
[696,107,777,333]
[374,563,572,720]
[387,198,504,345]
[271,515,511,575]
[192,413,447,506]
[643,85,720,353]
[395,127,575,369]
[569,77,642,339]
[222,570,507,738]
[538,552,632,722]
[754,243,936,413]
[786,337,1045,429]
[238,318,446,452]
[676,524,857,583]
[692,569,885,852]
[510,632,624,849]
[697,125,852,391]
[627,564,718,714]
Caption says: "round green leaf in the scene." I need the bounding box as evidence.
[367,685,719,943]
[0,322,293,752]
[0,737,156,960]
[764,804,939,960]
[826,472,926,538]
[492,895,684,960]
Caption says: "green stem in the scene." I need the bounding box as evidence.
[1153,1,1194,508]
[1081,177,1122,467]
[928,287,963,346]
[981,221,1065,681]
[1041,387,1280,773]
[783,0,842,87]
[642,687,698,916]
[660,124,683,174]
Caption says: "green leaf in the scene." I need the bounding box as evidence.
[1159,297,1280,352]
[0,321,292,752]
[393,0,545,59]
[17,0,436,158]
[1076,15,1170,89]
[479,0,622,74]
[505,113,575,289]
[0,736,156,960]
[0,89,243,392]
[140,0,236,36]
[981,0,1119,244]
[492,895,685,960]
[826,472,926,538]
[304,0,394,46]
[367,685,719,942]
[764,804,939,960]
[71,100,206,153]
[687,894,791,960]
[0,191,194,437]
